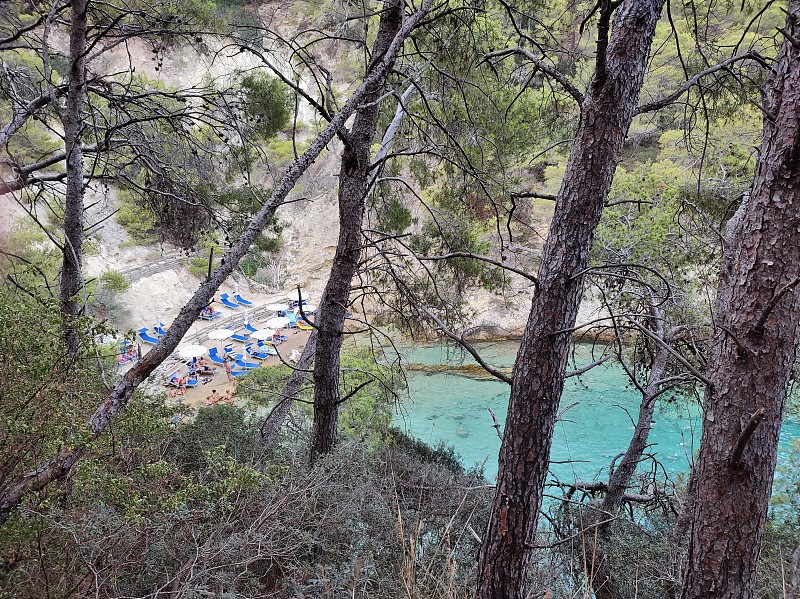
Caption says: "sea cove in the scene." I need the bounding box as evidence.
[394,342,800,485]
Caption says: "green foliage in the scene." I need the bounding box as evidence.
[232,361,297,408]
[235,346,403,448]
[97,270,130,293]
[239,73,292,141]
[169,404,259,471]
[596,161,690,268]
[264,138,307,165]
[188,232,222,277]
[1,102,62,165]
[0,219,61,297]
[658,121,759,220]
[90,0,218,39]
[0,387,489,598]
[211,186,284,279]
[115,196,158,245]
[217,187,283,252]
[373,194,413,235]
[337,347,405,446]
[87,270,132,322]
[0,290,109,512]
[385,426,465,474]
[409,188,509,299]
[212,0,263,41]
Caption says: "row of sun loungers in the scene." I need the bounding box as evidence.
[137,290,316,385]
[139,306,314,348]
[219,293,254,309]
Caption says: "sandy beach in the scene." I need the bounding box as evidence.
[168,325,312,410]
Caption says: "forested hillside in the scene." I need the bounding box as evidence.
[2,0,799,597]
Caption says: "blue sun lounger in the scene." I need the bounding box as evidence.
[245,345,270,359]
[219,293,239,309]
[199,308,221,321]
[168,374,199,388]
[229,330,249,343]
[138,327,160,344]
[243,322,258,333]
[235,358,260,369]
[234,293,253,306]
[208,347,226,365]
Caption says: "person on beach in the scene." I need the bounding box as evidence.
[224,358,234,383]
[196,356,213,375]
[169,378,186,398]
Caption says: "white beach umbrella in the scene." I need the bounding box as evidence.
[266,302,288,312]
[178,344,208,359]
[208,329,234,341]
[266,316,290,329]
[250,328,276,340]
[208,328,234,350]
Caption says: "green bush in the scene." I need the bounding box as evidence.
[116,201,157,245]
[98,270,130,293]
[188,233,221,277]
[239,73,292,141]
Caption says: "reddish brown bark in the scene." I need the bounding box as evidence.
[476,0,665,596]
[680,4,800,597]
[310,0,405,459]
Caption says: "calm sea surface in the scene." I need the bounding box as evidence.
[392,341,800,485]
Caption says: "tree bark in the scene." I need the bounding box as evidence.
[680,4,800,596]
[310,0,405,459]
[476,1,665,596]
[0,0,431,525]
[260,331,317,444]
[59,0,89,353]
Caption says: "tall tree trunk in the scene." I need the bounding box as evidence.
[260,331,317,444]
[310,0,404,459]
[680,5,800,597]
[0,0,432,525]
[60,0,88,353]
[262,84,414,450]
[476,1,665,596]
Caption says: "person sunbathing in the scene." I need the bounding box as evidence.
[201,305,220,319]
[196,356,213,374]
[169,378,186,398]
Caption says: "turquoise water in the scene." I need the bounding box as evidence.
[393,342,800,485]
